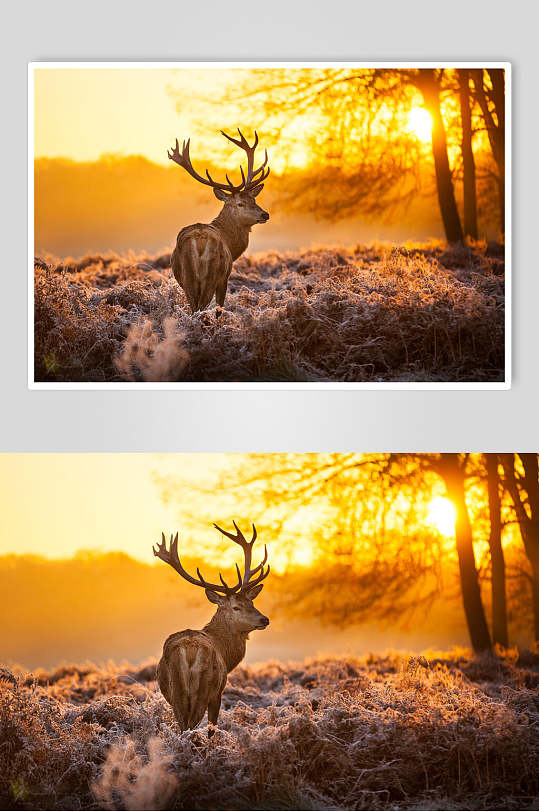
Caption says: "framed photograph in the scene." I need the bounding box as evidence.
[29,62,510,389]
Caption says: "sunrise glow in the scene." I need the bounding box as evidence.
[427,496,456,537]
[407,107,433,143]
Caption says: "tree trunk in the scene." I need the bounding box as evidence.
[529,554,539,645]
[485,454,508,647]
[416,70,464,244]
[458,69,478,239]
[488,69,506,235]
[501,453,539,643]
[519,455,539,641]
[437,453,492,652]
[471,68,505,235]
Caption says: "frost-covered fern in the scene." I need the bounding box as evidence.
[34,242,505,383]
[1,649,535,810]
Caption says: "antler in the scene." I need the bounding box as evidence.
[153,532,241,595]
[167,129,270,196]
[167,139,243,194]
[154,524,269,595]
[220,129,270,192]
[213,520,270,591]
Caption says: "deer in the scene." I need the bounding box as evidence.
[153,521,270,732]
[167,129,270,312]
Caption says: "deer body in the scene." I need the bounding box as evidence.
[168,130,270,312]
[157,630,226,730]
[171,224,233,313]
[154,523,270,731]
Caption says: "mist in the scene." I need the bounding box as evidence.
[1,551,472,671]
[34,156,447,260]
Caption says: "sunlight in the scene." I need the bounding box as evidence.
[268,539,315,574]
[427,496,456,537]
[292,544,314,567]
[407,107,433,143]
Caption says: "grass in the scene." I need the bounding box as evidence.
[33,241,505,383]
[0,648,536,810]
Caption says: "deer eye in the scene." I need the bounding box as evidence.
[233,606,241,611]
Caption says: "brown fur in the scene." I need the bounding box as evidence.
[157,630,226,729]
[171,192,269,312]
[157,589,269,731]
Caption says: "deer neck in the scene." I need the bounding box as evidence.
[211,207,251,262]
[203,613,249,673]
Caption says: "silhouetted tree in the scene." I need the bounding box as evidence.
[502,453,539,641]
[433,454,491,651]
[471,69,505,234]
[189,68,471,242]
[458,69,478,239]
[414,70,464,244]
[485,453,508,646]
[180,453,498,651]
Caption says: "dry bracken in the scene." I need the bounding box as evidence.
[0,649,536,810]
[34,242,505,383]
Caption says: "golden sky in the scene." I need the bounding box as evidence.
[0,454,227,562]
[0,454,325,573]
[0,454,461,564]
[34,68,242,165]
[33,67,432,172]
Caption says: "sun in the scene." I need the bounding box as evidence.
[269,545,314,573]
[407,107,433,143]
[427,496,456,537]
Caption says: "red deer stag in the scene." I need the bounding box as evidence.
[153,521,270,731]
[167,129,270,312]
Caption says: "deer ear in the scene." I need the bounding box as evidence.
[213,188,230,202]
[250,184,264,198]
[205,589,226,605]
[245,583,263,600]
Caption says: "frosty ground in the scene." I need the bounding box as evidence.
[34,242,505,383]
[1,649,536,810]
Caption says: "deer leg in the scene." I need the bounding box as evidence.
[207,692,222,736]
[216,255,232,310]
[187,293,200,314]
[215,278,228,308]
[172,708,188,732]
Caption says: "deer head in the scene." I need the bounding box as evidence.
[168,129,270,226]
[153,522,270,632]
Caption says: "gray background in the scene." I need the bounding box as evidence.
[2,0,535,452]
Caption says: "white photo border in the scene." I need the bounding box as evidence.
[28,61,511,391]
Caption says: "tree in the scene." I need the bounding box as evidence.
[185,68,469,242]
[471,69,505,234]
[414,70,464,243]
[458,69,478,239]
[485,453,508,647]
[501,454,539,642]
[178,453,496,651]
[433,454,491,651]
[158,453,535,653]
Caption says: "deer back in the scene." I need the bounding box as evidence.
[157,630,227,727]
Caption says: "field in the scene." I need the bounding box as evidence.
[34,242,505,383]
[1,649,537,810]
